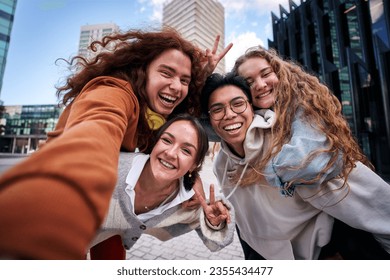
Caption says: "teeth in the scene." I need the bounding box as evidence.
[160,94,178,103]
[160,159,175,169]
[257,90,271,98]
[224,123,242,131]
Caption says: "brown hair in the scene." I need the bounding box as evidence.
[232,46,372,187]
[56,27,205,151]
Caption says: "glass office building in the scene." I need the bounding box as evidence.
[269,0,390,178]
[0,104,62,153]
[0,0,16,99]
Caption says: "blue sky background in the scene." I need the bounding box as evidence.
[1,0,289,105]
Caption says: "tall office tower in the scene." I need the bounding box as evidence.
[0,0,17,101]
[78,23,119,61]
[163,0,226,74]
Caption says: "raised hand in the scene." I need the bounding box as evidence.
[194,184,231,227]
[202,35,233,77]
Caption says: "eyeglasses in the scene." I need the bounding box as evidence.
[208,97,249,121]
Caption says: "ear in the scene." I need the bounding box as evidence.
[190,163,198,173]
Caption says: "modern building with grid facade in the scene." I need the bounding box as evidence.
[162,0,227,74]
[0,0,17,102]
[78,23,119,60]
[269,0,390,178]
[0,104,62,153]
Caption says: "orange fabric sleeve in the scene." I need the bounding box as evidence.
[0,77,139,259]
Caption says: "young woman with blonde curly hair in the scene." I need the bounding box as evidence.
[201,46,390,259]
[232,46,372,189]
[0,27,231,259]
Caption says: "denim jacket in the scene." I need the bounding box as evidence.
[261,109,343,196]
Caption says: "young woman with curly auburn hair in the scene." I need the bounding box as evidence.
[0,28,231,259]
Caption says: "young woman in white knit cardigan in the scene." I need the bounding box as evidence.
[89,114,235,259]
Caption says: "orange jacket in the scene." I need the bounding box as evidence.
[0,76,140,259]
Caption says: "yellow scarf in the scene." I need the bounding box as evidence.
[146,107,166,130]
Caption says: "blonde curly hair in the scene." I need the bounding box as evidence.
[232,46,372,187]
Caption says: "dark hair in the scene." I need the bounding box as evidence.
[201,72,252,116]
[56,27,205,152]
[154,114,209,190]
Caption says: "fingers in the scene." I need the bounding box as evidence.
[193,176,206,199]
[207,35,233,59]
[194,187,208,209]
[212,35,221,53]
[216,201,231,224]
[209,184,215,205]
[218,42,233,60]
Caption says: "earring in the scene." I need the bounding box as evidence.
[184,171,196,191]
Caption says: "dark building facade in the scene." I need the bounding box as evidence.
[269,0,390,178]
[0,104,62,153]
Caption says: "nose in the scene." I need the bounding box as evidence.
[223,105,237,119]
[164,145,178,158]
[253,76,267,90]
[169,77,181,92]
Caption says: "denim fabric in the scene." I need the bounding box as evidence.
[262,110,342,195]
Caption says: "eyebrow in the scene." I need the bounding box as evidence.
[162,131,198,151]
[159,64,191,80]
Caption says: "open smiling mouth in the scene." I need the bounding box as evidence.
[159,93,178,106]
[223,123,243,132]
[256,89,272,99]
[160,159,176,169]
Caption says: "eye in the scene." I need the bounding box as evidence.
[181,78,190,86]
[232,100,245,108]
[246,79,254,87]
[262,69,274,77]
[181,147,191,155]
[211,107,223,114]
[160,137,172,144]
[160,70,172,78]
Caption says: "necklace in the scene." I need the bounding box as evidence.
[141,184,179,213]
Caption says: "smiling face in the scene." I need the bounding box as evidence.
[149,120,198,183]
[237,57,279,109]
[145,49,192,117]
[208,85,254,157]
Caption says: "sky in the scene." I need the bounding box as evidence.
[1,0,290,105]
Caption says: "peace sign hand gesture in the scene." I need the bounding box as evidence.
[194,184,231,227]
[202,35,233,77]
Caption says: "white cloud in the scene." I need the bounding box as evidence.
[225,32,263,72]
[220,0,290,64]
[219,0,248,17]
[221,0,290,17]
[137,0,165,22]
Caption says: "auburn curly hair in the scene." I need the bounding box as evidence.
[232,46,372,187]
[55,27,205,152]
